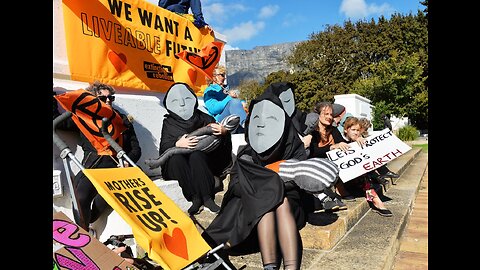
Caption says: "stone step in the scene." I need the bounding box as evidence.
[299,146,421,250]
[302,151,428,270]
[191,146,423,269]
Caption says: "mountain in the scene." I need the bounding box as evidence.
[225,41,302,88]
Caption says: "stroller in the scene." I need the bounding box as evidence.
[53,111,232,270]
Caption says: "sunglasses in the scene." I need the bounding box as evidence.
[214,73,226,77]
[98,95,115,102]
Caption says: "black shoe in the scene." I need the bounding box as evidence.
[188,197,204,215]
[203,198,220,213]
[315,197,339,213]
[383,171,400,178]
[312,196,323,212]
[371,205,393,217]
[333,197,347,210]
[341,195,356,201]
[376,175,390,185]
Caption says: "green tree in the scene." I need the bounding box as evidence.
[236,1,428,129]
[353,52,427,129]
[237,79,262,108]
[285,5,427,129]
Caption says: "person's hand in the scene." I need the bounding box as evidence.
[112,246,135,264]
[176,134,199,148]
[330,142,350,152]
[117,161,131,168]
[228,91,238,98]
[210,123,226,135]
[356,137,366,147]
[242,101,249,114]
[302,134,312,149]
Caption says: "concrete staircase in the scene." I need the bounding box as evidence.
[191,146,427,270]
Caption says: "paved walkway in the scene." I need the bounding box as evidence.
[392,163,428,269]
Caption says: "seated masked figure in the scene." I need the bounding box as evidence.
[154,82,233,215]
[203,90,307,269]
[145,114,239,169]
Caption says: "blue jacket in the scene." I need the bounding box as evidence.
[158,0,207,27]
[203,84,232,121]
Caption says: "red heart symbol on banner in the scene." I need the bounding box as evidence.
[108,50,127,73]
[185,47,219,69]
[163,228,188,260]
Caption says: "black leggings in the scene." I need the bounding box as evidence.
[74,172,112,230]
[258,197,301,270]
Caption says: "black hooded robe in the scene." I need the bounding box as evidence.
[202,90,308,256]
[159,83,233,202]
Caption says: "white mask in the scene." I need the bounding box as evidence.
[248,100,285,153]
[279,88,295,117]
[165,84,196,120]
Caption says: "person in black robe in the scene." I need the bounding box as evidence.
[264,82,344,213]
[203,90,306,270]
[159,82,233,215]
[263,82,310,136]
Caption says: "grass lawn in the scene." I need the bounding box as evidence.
[413,144,428,153]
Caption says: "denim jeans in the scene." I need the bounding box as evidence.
[217,98,247,133]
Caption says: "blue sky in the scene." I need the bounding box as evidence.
[145,0,424,51]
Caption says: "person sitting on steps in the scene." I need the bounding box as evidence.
[158,82,233,215]
[53,81,142,234]
[203,65,247,134]
[338,116,393,217]
[357,117,400,189]
[307,102,351,212]
[203,90,306,270]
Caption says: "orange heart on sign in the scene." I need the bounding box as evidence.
[108,50,127,73]
[163,227,188,260]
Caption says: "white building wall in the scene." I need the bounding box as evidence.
[334,94,374,133]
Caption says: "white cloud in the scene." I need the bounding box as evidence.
[203,3,248,25]
[258,5,279,19]
[282,13,307,27]
[229,3,248,13]
[206,3,226,16]
[340,0,393,19]
[223,21,265,43]
[224,44,240,51]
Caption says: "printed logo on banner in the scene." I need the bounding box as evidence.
[183,46,220,70]
[144,61,174,81]
[55,90,126,155]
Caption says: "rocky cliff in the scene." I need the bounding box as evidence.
[225,41,301,88]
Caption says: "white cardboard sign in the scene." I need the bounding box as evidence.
[326,129,412,182]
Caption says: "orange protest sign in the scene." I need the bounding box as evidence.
[176,41,225,82]
[61,0,215,93]
[82,166,211,270]
[55,89,126,155]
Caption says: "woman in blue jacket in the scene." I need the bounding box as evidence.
[203,65,247,133]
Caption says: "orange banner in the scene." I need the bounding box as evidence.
[55,89,126,155]
[82,166,211,270]
[61,0,217,93]
[176,41,225,82]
